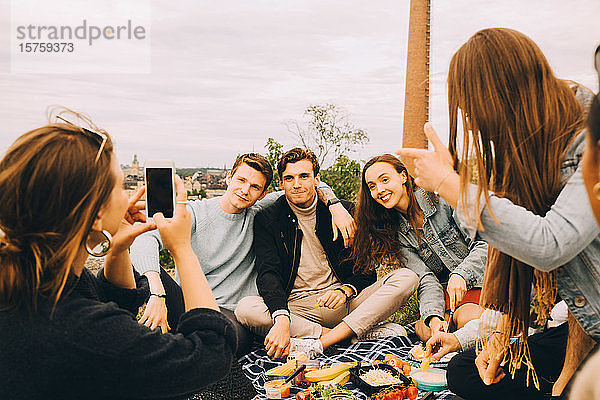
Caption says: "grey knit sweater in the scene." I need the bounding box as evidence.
[131,193,282,311]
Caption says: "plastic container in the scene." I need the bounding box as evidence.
[410,368,447,392]
[264,377,292,399]
[349,363,412,396]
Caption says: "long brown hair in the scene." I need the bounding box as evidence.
[0,109,115,313]
[448,28,585,383]
[351,154,425,274]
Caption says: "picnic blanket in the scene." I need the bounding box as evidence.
[239,324,456,400]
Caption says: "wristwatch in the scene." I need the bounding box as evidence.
[327,198,340,207]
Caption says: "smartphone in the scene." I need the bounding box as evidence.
[144,160,176,219]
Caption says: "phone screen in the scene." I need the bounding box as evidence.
[146,167,174,218]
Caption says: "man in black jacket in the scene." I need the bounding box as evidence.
[236,148,418,359]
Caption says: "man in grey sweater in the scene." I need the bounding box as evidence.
[130,153,354,354]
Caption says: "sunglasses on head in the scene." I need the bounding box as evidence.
[56,115,108,164]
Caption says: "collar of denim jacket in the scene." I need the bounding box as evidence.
[397,187,437,234]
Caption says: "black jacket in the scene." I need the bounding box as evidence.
[254,195,376,313]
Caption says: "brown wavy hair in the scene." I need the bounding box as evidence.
[277,147,320,177]
[447,28,585,383]
[231,153,274,190]
[351,154,426,274]
[0,108,115,313]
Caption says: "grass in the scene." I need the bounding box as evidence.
[377,264,420,326]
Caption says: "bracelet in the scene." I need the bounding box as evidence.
[433,170,453,196]
[150,293,167,299]
[334,287,349,300]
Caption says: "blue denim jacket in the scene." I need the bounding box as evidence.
[398,188,488,323]
[456,87,600,339]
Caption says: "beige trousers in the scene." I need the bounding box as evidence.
[235,268,418,338]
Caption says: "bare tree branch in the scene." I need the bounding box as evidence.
[284,104,369,168]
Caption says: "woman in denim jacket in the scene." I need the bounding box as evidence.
[570,48,600,399]
[399,28,596,399]
[351,154,487,341]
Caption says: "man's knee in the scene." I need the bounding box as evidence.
[383,268,419,296]
[234,296,271,328]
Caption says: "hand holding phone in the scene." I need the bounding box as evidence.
[153,175,192,253]
[144,160,176,219]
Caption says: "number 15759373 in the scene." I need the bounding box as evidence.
[19,42,74,52]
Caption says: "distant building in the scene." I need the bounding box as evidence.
[121,161,230,196]
[131,154,140,176]
[206,189,226,198]
[184,179,193,193]
[192,181,203,191]
[122,154,144,195]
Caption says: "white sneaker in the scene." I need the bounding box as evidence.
[355,322,407,342]
[289,338,324,359]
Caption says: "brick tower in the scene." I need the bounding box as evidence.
[402,0,431,152]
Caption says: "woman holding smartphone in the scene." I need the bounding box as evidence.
[0,110,236,399]
[569,46,600,398]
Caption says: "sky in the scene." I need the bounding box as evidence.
[0,0,598,168]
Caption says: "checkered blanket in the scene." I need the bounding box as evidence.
[239,325,456,400]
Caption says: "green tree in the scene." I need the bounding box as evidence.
[285,104,369,168]
[188,188,208,198]
[159,248,174,270]
[264,137,284,192]
[320,155,361,201]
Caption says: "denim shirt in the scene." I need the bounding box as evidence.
[456,87,600,339]
[398,188,488,323]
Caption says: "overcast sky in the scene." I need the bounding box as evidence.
[0,0,598,168]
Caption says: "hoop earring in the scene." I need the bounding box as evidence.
[593,182,600,200]
[85,229,112,257]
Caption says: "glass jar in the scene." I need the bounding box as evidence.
[294,359,320,387]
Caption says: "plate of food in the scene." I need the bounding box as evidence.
[407,344,458,365]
